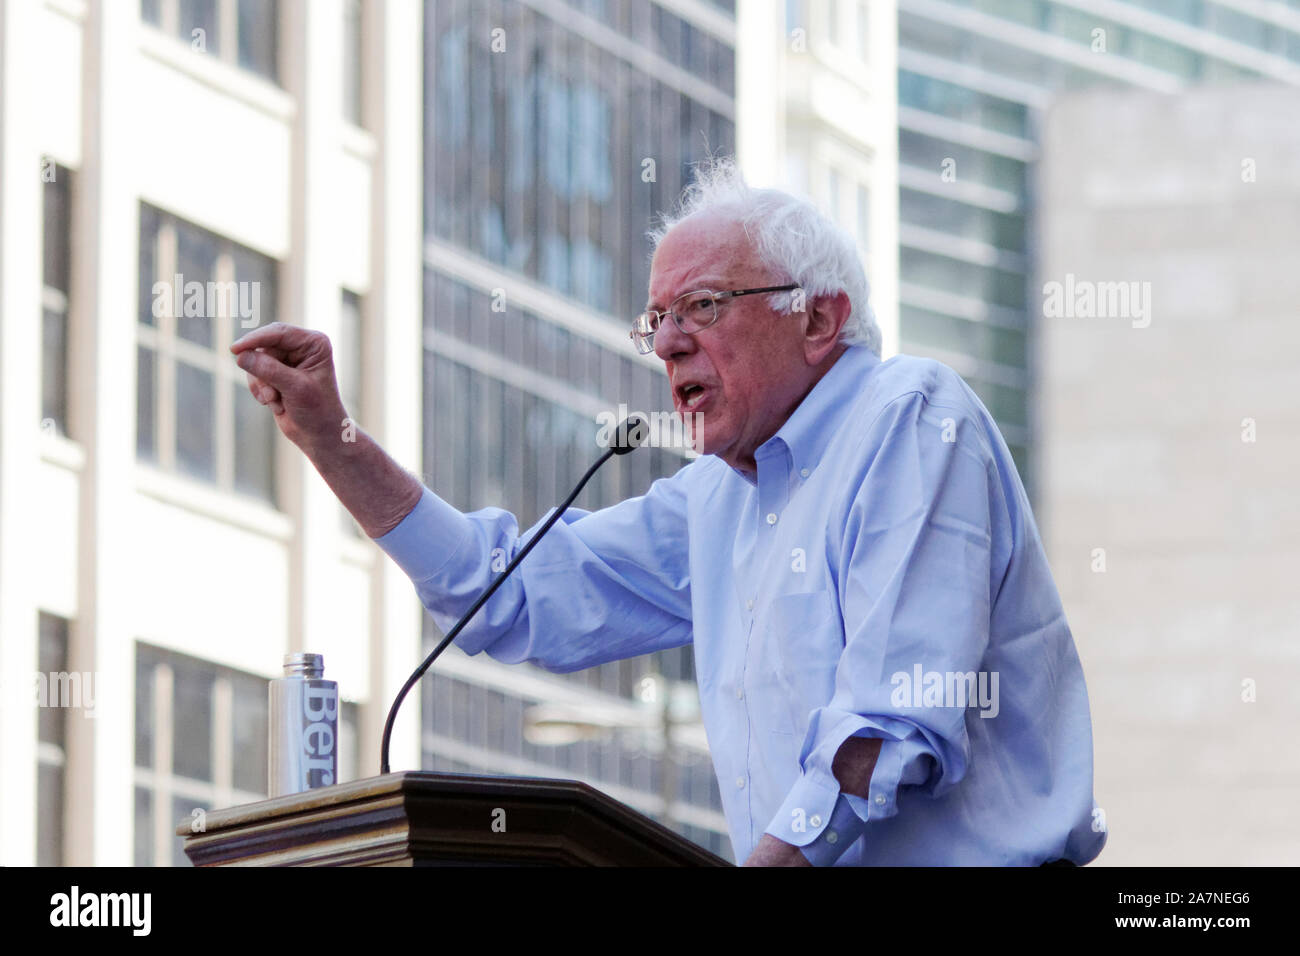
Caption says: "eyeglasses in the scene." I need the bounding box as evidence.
[629,285,800,355]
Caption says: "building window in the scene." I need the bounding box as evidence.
[43,163,73,438]
[856,183,870,252]
[426,0,735,323]
[343,0,364,125]
[141,0,280,84]
[856,0,869,61]
[824,0,839,45]
[828,167,843,228]
[37,613,71,867]
[137,204,279,506]
[133,643,359,866]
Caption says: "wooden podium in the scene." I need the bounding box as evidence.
[178,771,730,866]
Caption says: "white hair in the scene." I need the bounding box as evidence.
[648,156,881,356]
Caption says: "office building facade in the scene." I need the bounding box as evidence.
[894,0,1300,494]
[1,0,425,865]
[420,0,737,858]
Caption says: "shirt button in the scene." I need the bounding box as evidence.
[766,513,777,525]
[800,468,810,478]
[736,777,746,789]
[809,814,822,828]
[874,794,886,806]
[746,598,754,611]
[825,830,838,844]
[735,687,744,700]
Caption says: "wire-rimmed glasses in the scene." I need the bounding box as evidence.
[629,284,800,355]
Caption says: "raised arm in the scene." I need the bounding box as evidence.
[230,322,422,537]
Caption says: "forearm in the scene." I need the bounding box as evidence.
[300,427,424,539]
[745,735,883,866]
[832,735,883,799]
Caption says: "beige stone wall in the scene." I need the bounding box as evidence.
[1036,83,1300,865]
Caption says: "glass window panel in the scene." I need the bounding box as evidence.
[339,290,363,420]
[42,168,70,294]
[134,786,153,867]
[1055,9,1118,48]
[542,74,572,200]
[135,647,155,769]
[900,188,1025,252]
[1009,443,1028,483]
[901,248,1026,310]
[237,0,278,81]
[139,205,159,328]
[37,763,64,867]
[572,83,612,201]
[233,381,276,503]
[42,308,69,436]
[1207,5,1268,49]
[901,306,1026,369]
[339,701,359,784]
[343,0,362,123]
[137,345,158,462]
[179,0,220,54]
[231,244,275,334]
[1126,32,1199,78]
[973,0,1044,28]
[963,376,1028,427]
[857,184,870,251]
[900,12,966,59]
[172,796,196,866]
[176,224,218,346]
[171,657,214,782]
[176,361,216,481]
[231,672,268,794]
[1144,0,1202,25]
[38,613,69,747]
[653,4,682,63]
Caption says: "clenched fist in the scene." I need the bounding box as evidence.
[230,322,349,455]
[230,321,423,538]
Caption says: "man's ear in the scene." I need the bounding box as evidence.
[803,290,851,366]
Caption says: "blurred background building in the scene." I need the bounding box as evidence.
[418,0,737,857]
[888,0,1299,495]
[2,0,424,866]
[2,0,1298,867]
[736,0,901,358]
[1037,82,1300,864]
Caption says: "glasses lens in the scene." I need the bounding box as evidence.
[673,292,717,333]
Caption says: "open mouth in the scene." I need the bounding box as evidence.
[677,384,708,410]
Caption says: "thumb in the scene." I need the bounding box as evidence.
[236,349,294,392]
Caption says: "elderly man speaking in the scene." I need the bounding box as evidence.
[231,160,1106,867]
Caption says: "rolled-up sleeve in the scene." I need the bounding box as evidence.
[372,466,696,672]
[764,392,1000,863]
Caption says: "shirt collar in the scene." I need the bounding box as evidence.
[744,345,881,481]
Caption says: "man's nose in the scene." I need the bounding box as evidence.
[653,314,694,361]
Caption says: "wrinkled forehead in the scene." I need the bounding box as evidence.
[647,213,758,309]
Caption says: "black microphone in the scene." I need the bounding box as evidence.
[380,415,649,773]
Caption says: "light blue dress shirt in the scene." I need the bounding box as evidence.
[375,344,1107,865]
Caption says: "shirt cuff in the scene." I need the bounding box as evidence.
[371,487,474,584]
[765,732,927,865]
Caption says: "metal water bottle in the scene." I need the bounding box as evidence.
[269,653,339,798]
